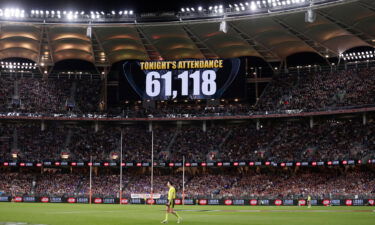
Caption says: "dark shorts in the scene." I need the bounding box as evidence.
[168,200,175,208]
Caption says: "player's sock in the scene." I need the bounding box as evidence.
[173,212,181,218]
[165,213,169,221]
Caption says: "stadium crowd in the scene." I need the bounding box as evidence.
[0,118,374,163]
[222,120,375,163]
[0,168,373,199]
[0,68,374,201]
[0,68,374,117]
[256,69,375,111]
[0,76,101,114]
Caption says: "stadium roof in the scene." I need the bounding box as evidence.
[0,0,374,67]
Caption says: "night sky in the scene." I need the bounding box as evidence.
[0,0,239,13]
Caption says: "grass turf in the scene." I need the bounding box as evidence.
[0,203,374,225]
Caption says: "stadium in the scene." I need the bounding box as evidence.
[0,0,374,224]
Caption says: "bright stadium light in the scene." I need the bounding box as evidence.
[0,8,25,19]
[4,8,10,18]
[67,14,74,20]
[250,2,257,10]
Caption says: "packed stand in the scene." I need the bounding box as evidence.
[0,118,374,163]
[169,126,229,161]
[0,76,101,114]
[0,77,14,112]
[0,169,374,199]
[223,169,375,199]
[256,69,375,111]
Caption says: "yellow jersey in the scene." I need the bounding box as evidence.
[168,186,176,201]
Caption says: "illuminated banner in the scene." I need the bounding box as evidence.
[94,198,103,204]
[120,199,129,204]
[130,194,161,199]
[0,196,9,202]
[50,197,62,203]
[183,199,194,205]
[67,197,76,203]
[121,58,245,100]
[233,199,245,205]
[76,197,89,203]
[224,199,233,205]
[40,197,49,203]
[14,197,23,202]
[103,198,115,204]
[1,196,374,205]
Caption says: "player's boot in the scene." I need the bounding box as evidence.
[161,220,168,224]
[177,217,183,224]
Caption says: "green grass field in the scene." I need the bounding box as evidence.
[0,203,374,225]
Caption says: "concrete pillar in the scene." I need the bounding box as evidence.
[363,113,367,125]
[41,121,46,131]
[148,122,153,132]
[309,117,314,129]
[94,121,99,132]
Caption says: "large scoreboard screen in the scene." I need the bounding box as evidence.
[120,58,245,101]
